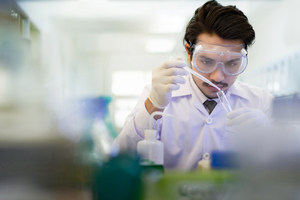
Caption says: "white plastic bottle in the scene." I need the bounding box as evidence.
[137,129,164,171]
[137,111,171,172]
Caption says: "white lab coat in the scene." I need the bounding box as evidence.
[114,74,273,171]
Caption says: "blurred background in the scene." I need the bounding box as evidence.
[8,0,299,134]
[1,0,300,199]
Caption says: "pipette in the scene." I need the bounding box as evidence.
[183,66,232,113]
[183,66,220,90]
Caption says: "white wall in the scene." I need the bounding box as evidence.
[239,0,300,96]
[244,0,300,74]
[37,0,300,115]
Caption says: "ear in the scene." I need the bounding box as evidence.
[184,43,192,63]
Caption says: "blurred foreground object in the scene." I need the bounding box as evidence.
[0,140,92,200]
[272,94,300,122]
[73,97,144,200]
[226,94,300,200]
[92,153,143,200]
[0,1,92,199]
[74,96,118,165]
[141,169,236,200]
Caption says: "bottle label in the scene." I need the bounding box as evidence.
[140,159,156,165]
[137,142,164,165]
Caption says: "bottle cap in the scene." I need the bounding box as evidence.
[211,151,238,169]
[144,129,156,140]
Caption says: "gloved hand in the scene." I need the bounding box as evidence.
[226,107,270,132]
[149,58,188,109]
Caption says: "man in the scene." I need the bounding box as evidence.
[114,0,273,171]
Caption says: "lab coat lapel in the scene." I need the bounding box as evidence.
[209,101,224,116]
[191,93,209,115]
[188,74,210,115]
[189,84,209,116]
[228,80,250,100]
[172,74,208,115]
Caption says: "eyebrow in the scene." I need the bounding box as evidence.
[198,55,241,63]
[199,55,215,62]
[226,58,241,63]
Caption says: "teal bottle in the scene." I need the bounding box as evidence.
[76,96,117,165]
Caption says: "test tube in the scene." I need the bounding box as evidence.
[217,90,232,113]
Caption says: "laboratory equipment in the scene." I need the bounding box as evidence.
[76,96,118,165]
[184,66,232,113]
[217,90,232,113]
[137,129,164,171]
[137,111,172,172]
[92,153,143,200]
[183,66,220,90]
[191,40,248,76]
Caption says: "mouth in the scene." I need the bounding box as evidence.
[207,85,222,92]
[204,82,228,92]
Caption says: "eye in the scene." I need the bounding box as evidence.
[226,59,241,68]
[228,62,237,67]
[201,60,213,65]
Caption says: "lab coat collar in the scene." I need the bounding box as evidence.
[170,76,250,115]
[172,74,211,116]
[228,80,250,100]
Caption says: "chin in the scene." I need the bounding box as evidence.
[207,95,218,99]
[204,92,218,99]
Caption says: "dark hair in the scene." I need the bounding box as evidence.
[184,0,255,56]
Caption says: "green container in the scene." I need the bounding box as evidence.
[141,170,237,200]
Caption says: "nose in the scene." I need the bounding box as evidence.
[209,63,225,82]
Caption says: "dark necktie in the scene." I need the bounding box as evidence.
[203,100,217,114]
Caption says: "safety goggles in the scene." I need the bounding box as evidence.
[191,40,248,76]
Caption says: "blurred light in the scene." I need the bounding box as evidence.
[145,38,176,53]
[149,15,186,34]
[267,81,273,91]
[114,98,139,128]
[0,68,10,106]
[273,81,280,91]
[112,71,151,96]
[115,110,133,128]
[112,70,151,128]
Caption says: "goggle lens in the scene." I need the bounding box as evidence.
[192,42,248,76]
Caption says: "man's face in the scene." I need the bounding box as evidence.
[185,33,243,99]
